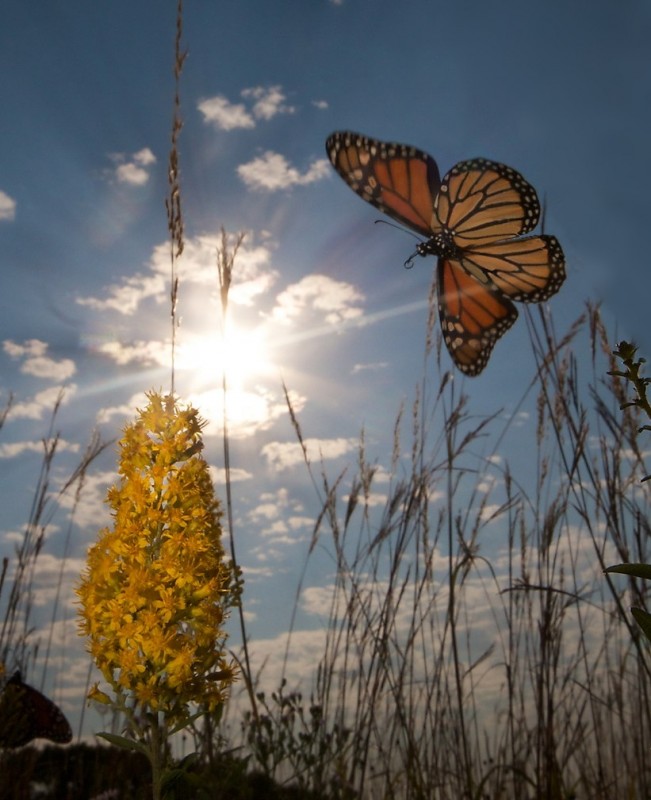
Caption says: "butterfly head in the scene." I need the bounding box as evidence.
[405,234,455,269]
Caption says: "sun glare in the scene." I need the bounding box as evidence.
[177,323,274,391]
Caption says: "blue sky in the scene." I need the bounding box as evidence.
[0,0,650,738]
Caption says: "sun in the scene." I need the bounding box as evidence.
[174,321,286,438]
[176,322,275,391]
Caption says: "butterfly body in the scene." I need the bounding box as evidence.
[0,672,72,748]
[326,131,566,375]
[415,230,460,261]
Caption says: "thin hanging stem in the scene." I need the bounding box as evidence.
[165,0,186,396]
[216,229,259,722]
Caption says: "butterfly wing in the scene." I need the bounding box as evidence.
[434,159,565,374]
[437,258,518,376]
[457,234,566,303]
[0,672,72,748]
[325,131,441,237]
[435,158,541,248]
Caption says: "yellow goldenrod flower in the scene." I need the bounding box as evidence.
[77,392,238,727]
[87,683,112,706]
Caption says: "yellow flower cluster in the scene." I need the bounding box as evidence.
[77,393,237,721]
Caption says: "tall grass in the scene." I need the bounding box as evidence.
[241,304,651,800]
[0,391,108,690]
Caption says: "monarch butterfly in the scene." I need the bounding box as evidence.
[325,131,566,376]
[0,671,72,748]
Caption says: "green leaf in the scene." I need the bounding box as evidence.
[97,731,150,757]
[168,710,203,736]
[605,563,651,581]
[159,752,200,798]
[176,752,199,771]
[631,607,651,644]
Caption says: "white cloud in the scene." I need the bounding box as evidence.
[198,95,255,131]
[4,339,47,358]
[77,271,167,314]
[76,233,277,315]
[351,361,389,374]
[238,152,330,192]
[198,85,294,131]
[22,356,76,380]
[0,190,16,221]
[209,465,252,485]
[272,274,364,325]
[96,392,149,424]
[108,148,157,186]
[0,438,79,459]
[115,163,148,185]
[188,386,306,440]
[288,515,313,530]
[6,385,77,421]
[58,469,115,530]
[133,148,156,166]
[3,339,76,381]
[261,436,358,470]
[95,338,169,366]
[245,489,311,552]
[241,85,295,120]
[312,99,329,110]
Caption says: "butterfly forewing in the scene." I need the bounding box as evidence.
[326,131,441,236]
[0,672,72,748]
[436,159,541,249]
[437,258,518,376]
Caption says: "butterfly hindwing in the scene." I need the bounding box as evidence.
[457,234,566,303]
[326,131,441,237]
[437,258,518,376]
[0,672,72,748]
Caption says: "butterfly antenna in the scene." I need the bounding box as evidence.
[373,220,423,269]
[374,219,421,241]
[403,252,418,270]
[541,192,547,234]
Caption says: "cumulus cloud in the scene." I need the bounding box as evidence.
[261,436,358,470]
[351,361,389,374]
[3,339,76,381]
[58,469,115,530]
[272,274,364,326]
[77,270,166,314]
[95,392,149,425]
[198,95,255,131]
[188,386,306,441]
[238,152,330,191]
[245,489,312,552]
[76,233,277,315]
[0,438,79,459]
[0,190,16,221]
[241,85,295,120]
[108,148,156,186]
[95,339,169,367]
[209,465,252,485]
[6,385,77,421]
[198,85,294,131]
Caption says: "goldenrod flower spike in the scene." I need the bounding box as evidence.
[77,392,239,798]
